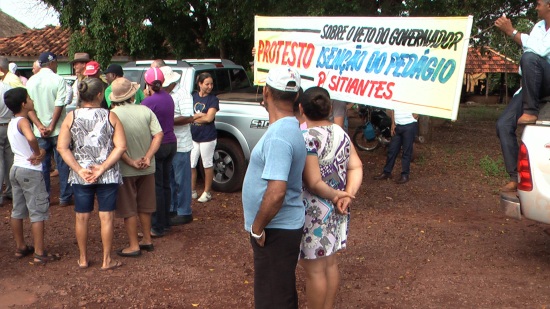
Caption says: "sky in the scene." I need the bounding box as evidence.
[0,0,59,29]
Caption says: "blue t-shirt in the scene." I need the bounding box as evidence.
[242,116,306,231]
[190,92,219,142]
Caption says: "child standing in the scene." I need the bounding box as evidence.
[4,87,58,265]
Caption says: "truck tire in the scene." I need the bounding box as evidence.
[212,137,246,193]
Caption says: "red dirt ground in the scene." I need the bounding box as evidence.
[1,104,550,308]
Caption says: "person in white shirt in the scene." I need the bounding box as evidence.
[26,51,72,206]
[69,53,90,107]
[159,66,195,225]
[495,1,550,192]
[373,109,418,184]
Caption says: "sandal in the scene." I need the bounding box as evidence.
[15,245,34,259]
[100,260,122,271]
[33,252,61,266]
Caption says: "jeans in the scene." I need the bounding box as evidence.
[519,52,550,116]
[383,122,417,176]
[0,125,13,200]
[72,183,119,213]
[152,142,176,232]
[496,91,523,181]
[38,135,72,203]
[170,151,192,216]
[250,228,303,309]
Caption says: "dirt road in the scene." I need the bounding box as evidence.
[1,104,549,308]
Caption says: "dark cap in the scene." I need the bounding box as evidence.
[38,52,57,65]
[104,64,124,77]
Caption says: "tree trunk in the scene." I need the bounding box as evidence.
[485,73,490,100]
[418,115,430,143]
[219,41,226,59]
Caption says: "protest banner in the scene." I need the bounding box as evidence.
[254,16,473,120]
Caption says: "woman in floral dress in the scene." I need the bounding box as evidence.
[299,87,363,309]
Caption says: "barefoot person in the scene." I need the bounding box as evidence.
[5,87,59,265]
[57,78,127,270]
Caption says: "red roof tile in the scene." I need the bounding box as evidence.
[0,26,71,57]
[465,47,519,74]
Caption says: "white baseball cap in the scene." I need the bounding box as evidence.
[266,66,301,92]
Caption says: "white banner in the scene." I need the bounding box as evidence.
[254,16,473,120]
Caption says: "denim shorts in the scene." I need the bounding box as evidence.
[72,183,119,213]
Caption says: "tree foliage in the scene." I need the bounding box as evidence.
[38,0,537,68]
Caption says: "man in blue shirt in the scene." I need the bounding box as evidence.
[495,1,550,192]
[242,66,306,309]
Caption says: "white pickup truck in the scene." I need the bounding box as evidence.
[501,104,550,223]
[123,59,269,193]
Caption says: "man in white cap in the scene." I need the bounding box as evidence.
[159,66,194,225]
[26,51,72,206]
[242,66,306,308]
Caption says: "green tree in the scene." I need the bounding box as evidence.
[38,0,538,68]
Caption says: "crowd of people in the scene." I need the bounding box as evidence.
[0,51,219,269]
[0,48,421,308]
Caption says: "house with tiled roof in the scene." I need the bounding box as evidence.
[0,10,29,38]
[463,47,519,99]
[465,47,519,74]
[0,26,131,75]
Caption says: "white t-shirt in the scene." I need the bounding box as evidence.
[8,117,42,171]
[394,110,417,125]
[171,84,194,153]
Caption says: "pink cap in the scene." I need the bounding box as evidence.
[83,61,100,76]
[145,67,165,85]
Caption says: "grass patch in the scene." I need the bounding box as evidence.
[479,155,507,177]
[464,154,475,167]
[414,153,426,166]
[458,105,504,122]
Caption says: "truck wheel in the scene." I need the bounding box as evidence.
[212,137,246,193]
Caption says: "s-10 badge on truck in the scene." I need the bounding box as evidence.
[250,119,269,129]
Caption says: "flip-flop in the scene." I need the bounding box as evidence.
[15,245,34,259]
[100,260,122,271]
[77,259,89,269]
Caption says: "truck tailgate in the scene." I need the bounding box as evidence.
[519,125,550,224]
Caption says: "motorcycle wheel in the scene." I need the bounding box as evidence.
[353,125,380,151]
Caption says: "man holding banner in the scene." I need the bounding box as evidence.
[495,1,550,192]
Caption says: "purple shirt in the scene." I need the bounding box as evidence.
[142,90,176,144]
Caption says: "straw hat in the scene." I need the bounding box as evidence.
[109,78,139,102]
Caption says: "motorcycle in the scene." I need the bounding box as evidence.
[352,105,392,151]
